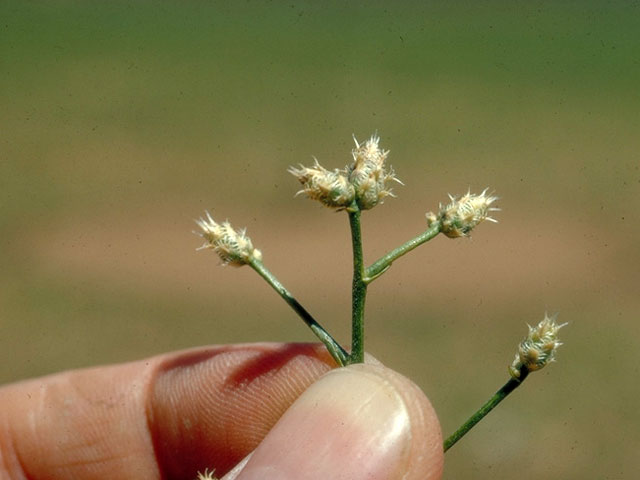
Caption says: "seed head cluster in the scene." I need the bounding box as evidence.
[289,135,400,210]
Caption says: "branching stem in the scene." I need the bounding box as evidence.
[364,222,441,283]
[250,259,348,366]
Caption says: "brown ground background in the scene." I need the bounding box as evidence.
[1,2,639,478]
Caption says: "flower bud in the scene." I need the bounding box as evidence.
[428,189,499,238]
[289,160,355,209]
[509,313,567,379]
[195,212,262,266]
[347,135,401,210]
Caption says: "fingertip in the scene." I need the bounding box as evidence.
[231,363,443,480]
[379,365,444,480]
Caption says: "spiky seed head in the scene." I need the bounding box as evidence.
[288,160,355,209]
[347,135,401,210]
[509,313,567,379]
[429,188,499,238]
[195,212,262,266]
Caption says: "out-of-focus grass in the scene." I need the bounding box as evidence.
[1,1,639,478]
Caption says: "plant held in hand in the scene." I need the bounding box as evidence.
[194,134,565,471]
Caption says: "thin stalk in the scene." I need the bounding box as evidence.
[443,366,530,452]
[348,206,367,364]
[250,259,348,367]
[365,222,441,283]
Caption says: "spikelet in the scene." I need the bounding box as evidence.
[509,313,567,379]
[289,159,355,209]
[195,212,262,266]
[428,189,499,238]
[347,135,401,210]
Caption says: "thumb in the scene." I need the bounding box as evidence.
[223,363,444,480]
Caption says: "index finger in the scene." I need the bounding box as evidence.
[0,343,336,480]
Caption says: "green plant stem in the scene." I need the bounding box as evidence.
[348,206,367,364]
[443,366,530,452]
[365,222,441,283]
[249,259,348,367]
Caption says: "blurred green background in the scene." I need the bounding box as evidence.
[1,1,639,478]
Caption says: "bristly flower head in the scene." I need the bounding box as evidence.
[509,313,567,379]
[427,188,499,238]
[288,160,355,209]
[195,212,262,266]
[347,134,402,210]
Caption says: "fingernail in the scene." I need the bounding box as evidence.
[228,364,442,480]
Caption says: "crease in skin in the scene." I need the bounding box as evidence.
[3,381,49,480]
[46,449,134,472]
[2,361,161,480]
[0,420,25,480]
[5,409,32,480]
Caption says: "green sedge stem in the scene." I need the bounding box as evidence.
[249,259,348,367]
[365,222,441,283]
[348,206,367,364]
[443,366,530,452]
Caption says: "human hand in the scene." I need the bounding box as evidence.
[0,343,443,480]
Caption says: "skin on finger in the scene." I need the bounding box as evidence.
[148,343,337,478]
[225,364,443,480]
[0,344,443,480]
[0,343,336,480]
[0,360,161,479]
